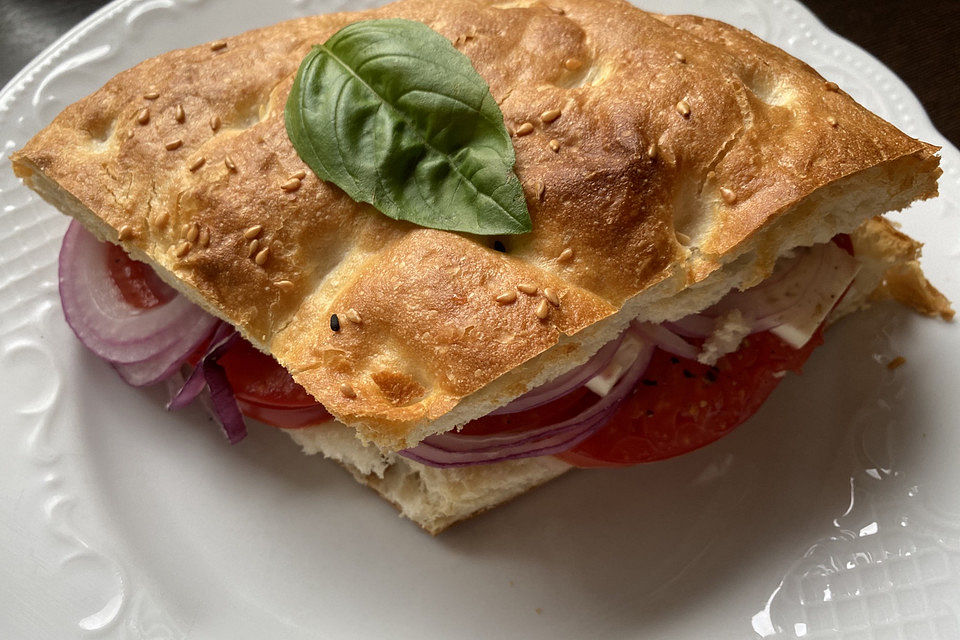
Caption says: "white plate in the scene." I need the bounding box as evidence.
[1,1,958,638]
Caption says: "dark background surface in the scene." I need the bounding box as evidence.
[1,0,957,145]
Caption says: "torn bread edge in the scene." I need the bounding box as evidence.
[288,216,952,534]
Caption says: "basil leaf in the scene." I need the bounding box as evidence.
[285,19,531,235]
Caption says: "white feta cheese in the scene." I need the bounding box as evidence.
[697,309,752,366]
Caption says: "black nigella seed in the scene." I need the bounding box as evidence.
[645,410,655,417]
[705,370,717,382]
[641,379,658,386]
[670,357,680,364]
[682,369,695,378]
[493,240,507,253]
[330,314,341,332]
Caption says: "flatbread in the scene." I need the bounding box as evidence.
[11,0,941,451]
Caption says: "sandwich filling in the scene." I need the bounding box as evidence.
[61,219,860,469]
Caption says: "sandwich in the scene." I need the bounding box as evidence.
[11,0,952,533]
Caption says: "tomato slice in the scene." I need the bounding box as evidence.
[556,329,822,467]
[217,339,332,429]
[105,242,176,309]
[104,240,330,430]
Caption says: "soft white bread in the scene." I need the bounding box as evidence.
[285,216,951,533]
[11,0,943,453]
[290,424,570,534]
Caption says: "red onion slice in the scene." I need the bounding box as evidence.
[111,315,219,386]
[167,363,248,445]
[59,221,216,363]
[202,355,247,444]
[660,242,854,346]
[707,242,858,341]
[166,323,246,443]
[665,314,715,338]
[710,245,824,331]
[166,362,208,410]
[167,323,236,409]
[400,336,654,467]
[630,321,699,359]
[490,331,626,415]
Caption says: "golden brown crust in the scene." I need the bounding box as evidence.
[852,217,954,320]
[12,0,941,449]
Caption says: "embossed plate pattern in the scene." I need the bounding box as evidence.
[0,1,958,638]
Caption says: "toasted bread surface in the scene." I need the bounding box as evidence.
[287,215,951,533]
[12,0,940,450]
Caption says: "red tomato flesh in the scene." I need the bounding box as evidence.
[556,329,823,467]
[105,245,330,430]
[217,339,332,429]
[105,242,175,309]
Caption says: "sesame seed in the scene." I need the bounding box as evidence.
[827,115,838,127]
[339,382,356,398]
[290,170,307,180]
[246,238,259,257]
[174,104,185,123]
[165,138,183,151]
[535,180,546,201]
[143,90,160,100]
[515,122,534,136]
[210,115,221,131]
[676,100,691,118]
[189,156,206,172]
[224,156,237,172]
[543,287,560,307]
[180,223,192,238]
[275,280,294,291]
[186,223,200,243]
[345,308,363,324]
[174,241,192,258]
[254,247,270,266]
[564,57,582,71]
[153,212,169,228]
[674,51,687,63]
[535,299,550,320]
[493,240,507,252]
[118,225,134,241]
[210,40,227,51]
[557,247,574,263]
[646,142,659,160]
[548,5,565,14]
[548,139,560,152]
[136,108,150,125]
[496,290,517,304]
[330,314,341,332]
[540,108,561,123]
[825,81,840,92]
[244,225,263,239]
[720,187,737,204]
[676,232,691,245]
[198,228,210,247]
[281,177,301,192]
[517,283,538,295]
